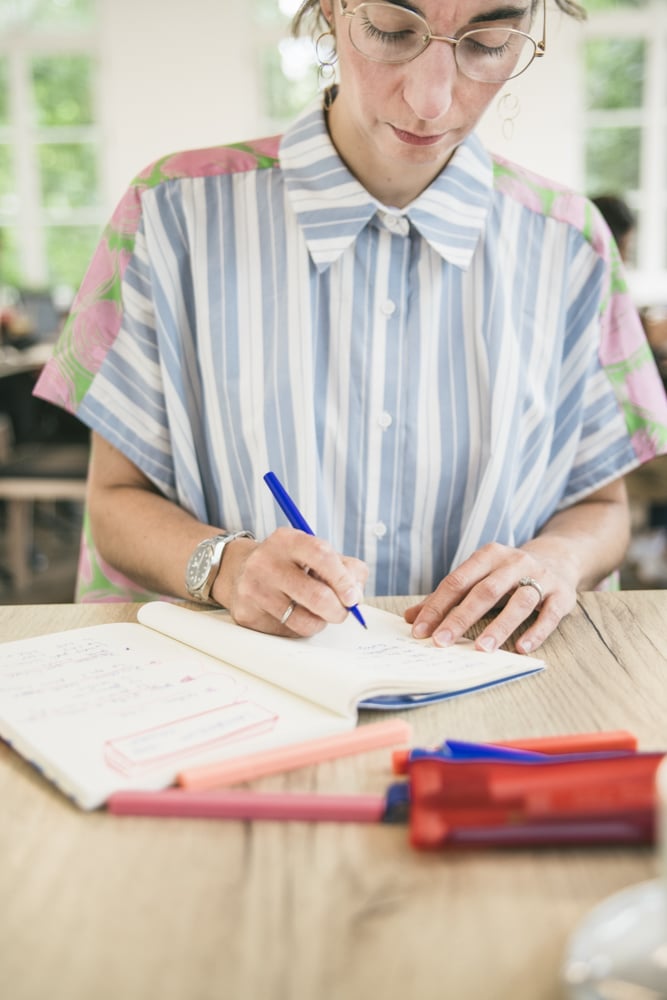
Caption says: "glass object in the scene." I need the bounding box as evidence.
[38,142,98,212]
[31,55,95,127]
[0,225,21,287]
[339,0,545,82]
[262,40,318,122]
[45,223,98,287]
[0,144,17,216]
[585,38,644,110]
[0,0,95,30]
[586,126,642,194]
[25,0,94,29]
[255,0,301,26]
[584,0,647,10]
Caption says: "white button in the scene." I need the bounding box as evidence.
[380,299,396,317]
[382,212,409,236]
[373,521,387,538]
[378,411,393,429]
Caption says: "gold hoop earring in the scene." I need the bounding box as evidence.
[497,93,521,141]
[315,29,337,85]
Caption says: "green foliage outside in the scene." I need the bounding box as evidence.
[583,33,646,203]
[38,143,98,212]
[0,2,97,290]
[45,224,98,287]
[262,46,318,123]
[0,0,95,31]
[584,0,647,9]
[0,144,15,213]
[32,56,95,126]
[0,225,21,287]
[586,126,642,195]
[585,39,644,110]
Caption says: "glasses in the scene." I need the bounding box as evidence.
[338,0,546,83]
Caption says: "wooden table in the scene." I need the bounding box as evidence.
[1,592,666,1000]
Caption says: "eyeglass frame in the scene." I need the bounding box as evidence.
[336,0,547,81]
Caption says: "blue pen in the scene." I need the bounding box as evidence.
[264,471,367,629]
[442,740,548,762]
[411,741,549,763]
[392,739,636,774]
[407,741,633,764]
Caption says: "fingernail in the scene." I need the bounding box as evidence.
[412,622,430,639]
[343,585,363,606]
[519,638,532,653]
[477,635,497,652]
[433,628,453,647]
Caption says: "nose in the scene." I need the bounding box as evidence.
[402,39,457,122]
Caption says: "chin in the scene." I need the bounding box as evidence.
[391,138,457,168]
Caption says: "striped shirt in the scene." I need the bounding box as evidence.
[34,99,667,601]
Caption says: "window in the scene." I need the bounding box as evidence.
[254,0,319,131]
[583,0,667,273]
[0,0,100,296]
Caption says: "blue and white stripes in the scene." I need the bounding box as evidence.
[75,101,639,596]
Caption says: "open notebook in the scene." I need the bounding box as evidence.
[0,602,545,809]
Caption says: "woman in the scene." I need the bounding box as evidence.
[34,0,667,655]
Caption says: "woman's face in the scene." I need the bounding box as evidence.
[323,0,534,206]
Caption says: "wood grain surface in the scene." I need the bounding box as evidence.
[1,592,665,1000]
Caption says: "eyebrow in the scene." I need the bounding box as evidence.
[387,1,532,24]
[469,6,532,25]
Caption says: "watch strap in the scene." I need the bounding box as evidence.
[186,530,255,604]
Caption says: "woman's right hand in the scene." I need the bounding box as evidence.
[213,526,368,637]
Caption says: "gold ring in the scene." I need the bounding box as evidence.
[517,576,544,608]
[279,600,296,625]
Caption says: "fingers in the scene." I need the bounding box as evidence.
[472,585,573,655]
[407,543,576,654]
[229,528,367,637]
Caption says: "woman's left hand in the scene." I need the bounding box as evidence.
[405,479,631,654]
[404,541,578,654]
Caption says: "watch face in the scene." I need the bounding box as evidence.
[186,542,214,591]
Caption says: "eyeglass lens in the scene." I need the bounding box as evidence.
[348,3,537,82]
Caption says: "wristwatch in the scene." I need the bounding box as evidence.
[185,531,255,604]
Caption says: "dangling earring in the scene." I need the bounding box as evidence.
[497,92,521,140]
[315,28,338,88]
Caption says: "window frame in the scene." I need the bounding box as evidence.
[582,0,667,281]
[0,14,102,288]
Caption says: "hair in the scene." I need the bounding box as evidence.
[292,0,587,38]
[591,194,636,244]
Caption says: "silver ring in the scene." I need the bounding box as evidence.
[279,600,296,625]
[517,576,544,608]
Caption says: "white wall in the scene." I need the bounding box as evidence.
[97,1,586,214]
[98,0,261,210]
[477,10,584,188]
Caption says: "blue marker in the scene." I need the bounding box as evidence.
[264,471,367,629]
[441,740,549,762]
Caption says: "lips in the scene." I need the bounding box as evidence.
[390,125,446,146]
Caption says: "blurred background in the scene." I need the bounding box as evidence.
[0,0,665,603]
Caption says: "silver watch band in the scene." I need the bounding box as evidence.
[187,530,255,604]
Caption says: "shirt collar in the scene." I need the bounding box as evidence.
[279,99,494,273]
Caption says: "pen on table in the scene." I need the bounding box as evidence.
[264,470,367,629]
[391,730,639,774]
[106,787,655,847]
[108,788,389,822]
[178,718,412,791]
